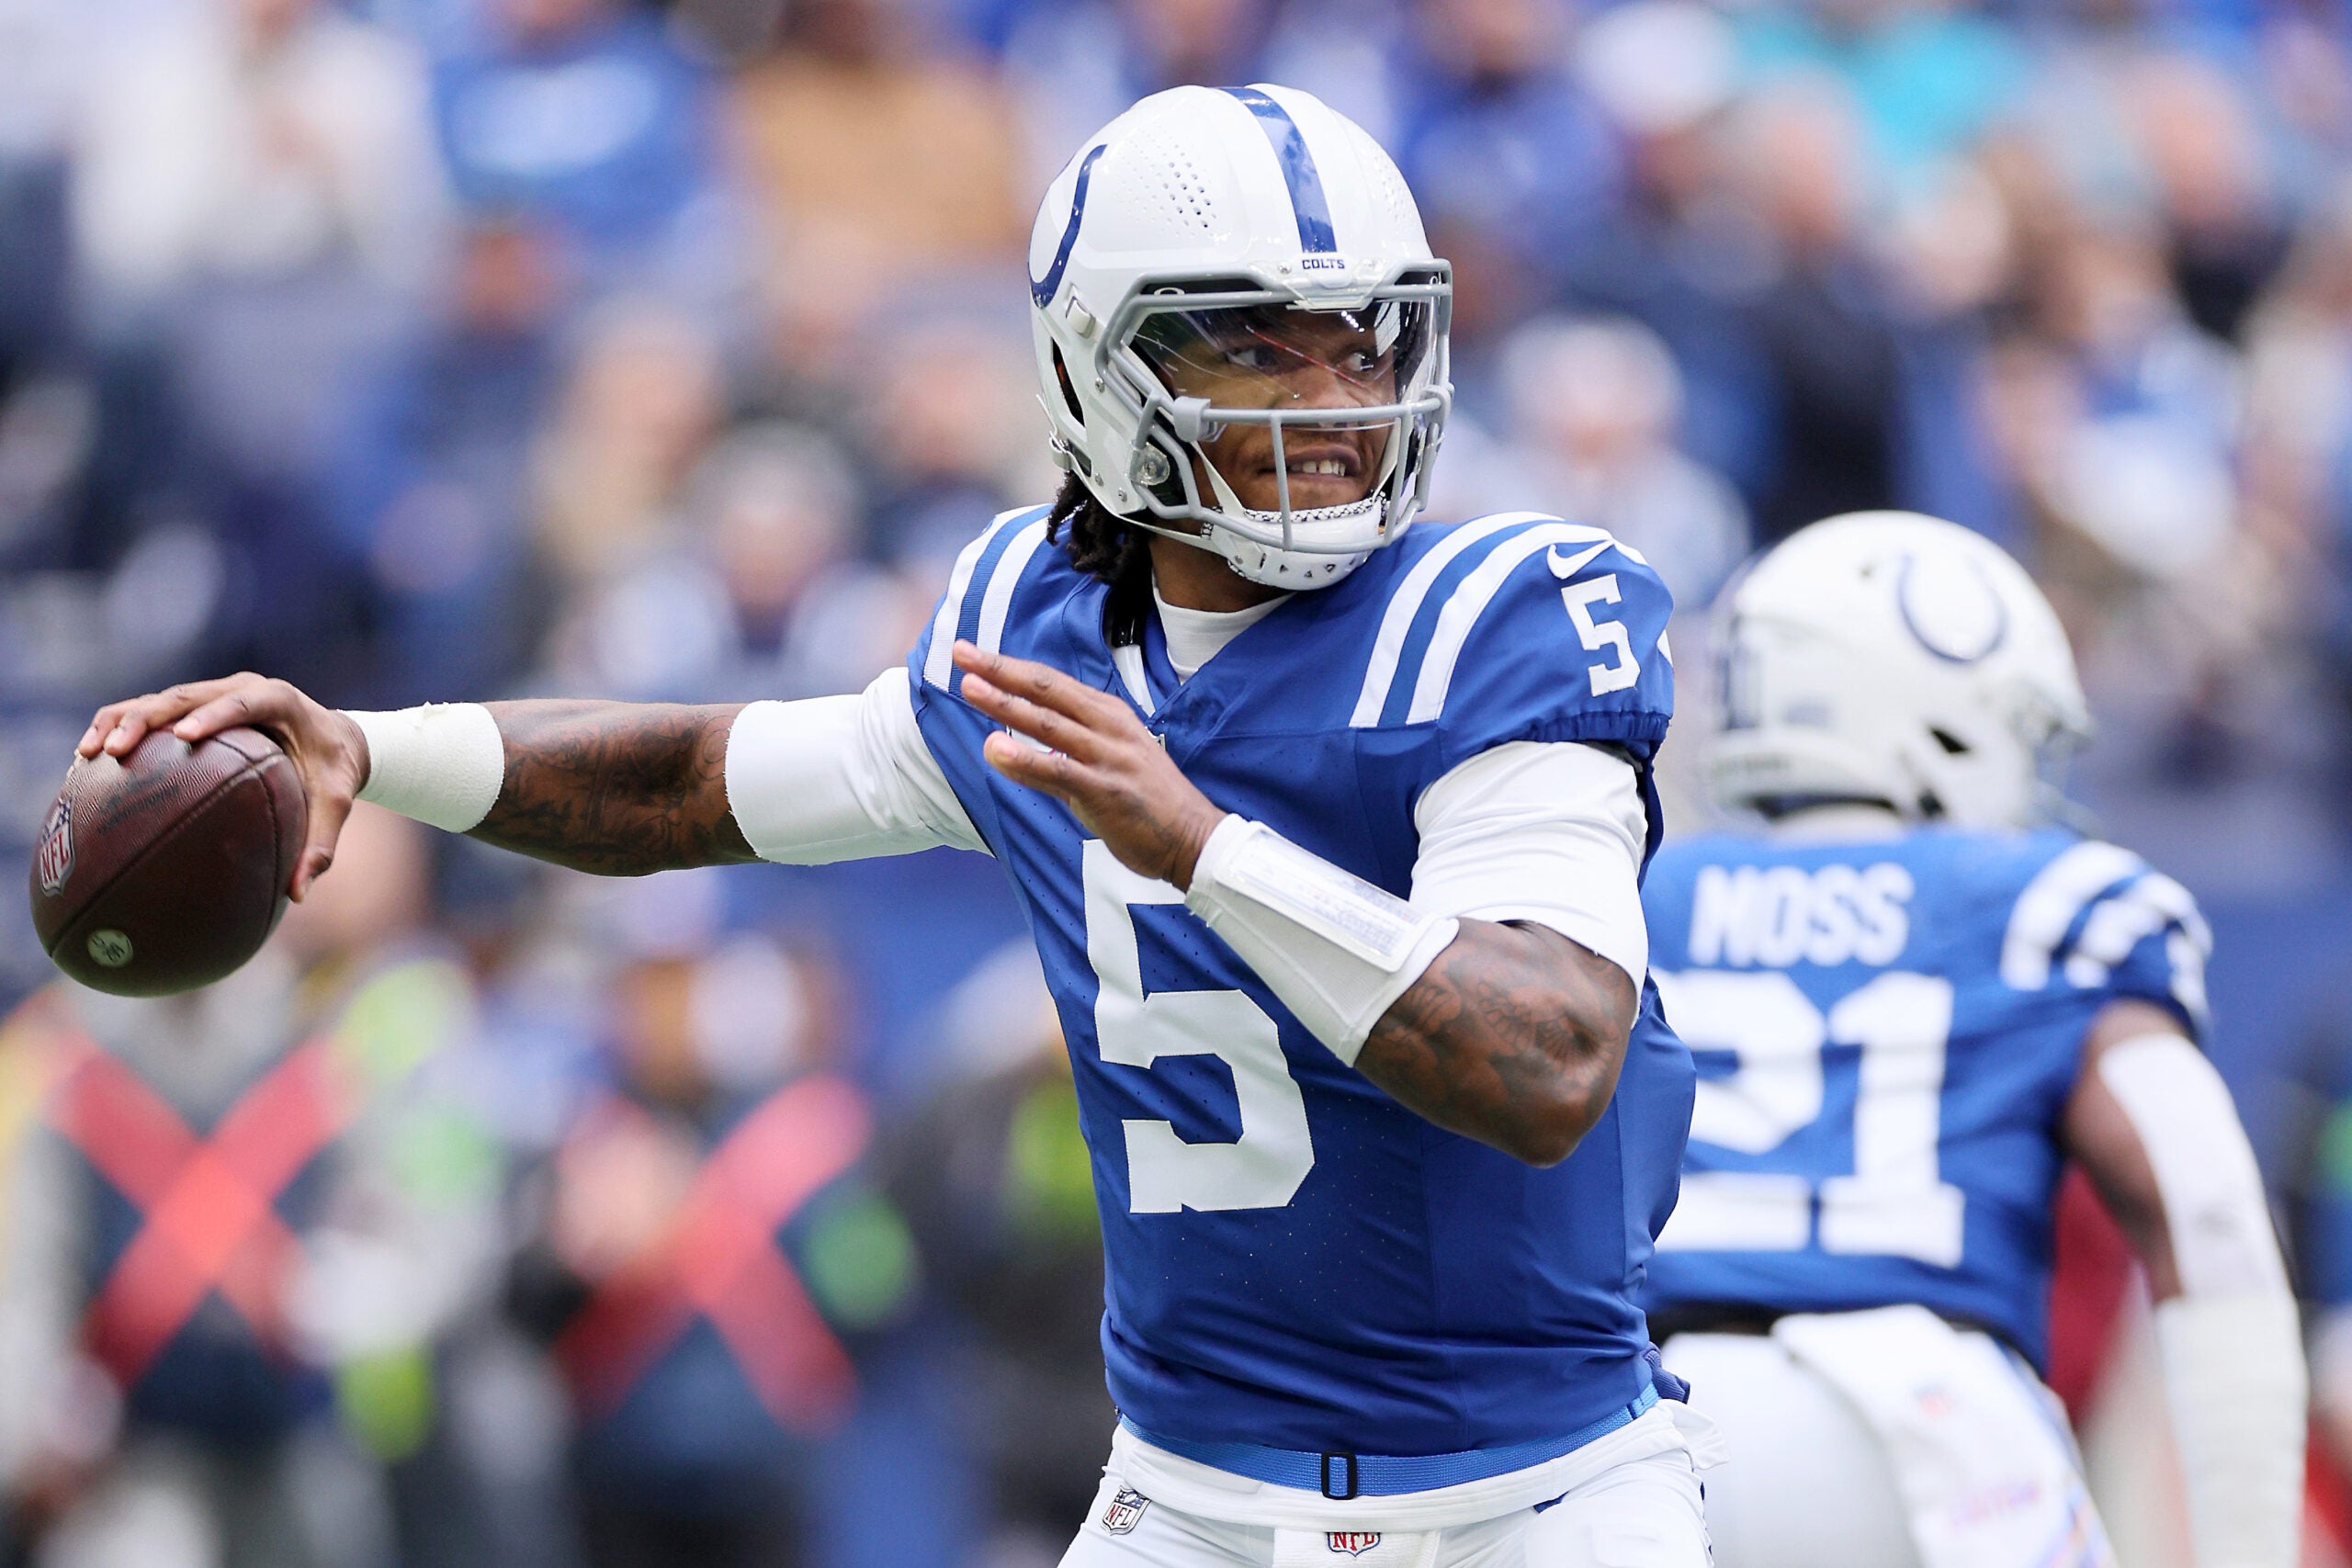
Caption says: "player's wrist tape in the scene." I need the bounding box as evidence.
[2154,1294,2306,1568]
[1184,816,1457,1066]
[343,705,504,834]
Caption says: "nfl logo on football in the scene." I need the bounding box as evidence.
[1327,1533,1382,1556]
[1101,1487,1149,1536]
[36,798,71,896]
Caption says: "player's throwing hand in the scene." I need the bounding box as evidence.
[76,672,368,901]
[953,639,1227,890]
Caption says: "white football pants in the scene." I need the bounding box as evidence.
[1057,1439,1709,1567]
[1659,1332,1926,1568]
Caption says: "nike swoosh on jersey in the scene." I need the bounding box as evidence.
[1546,540,1613,581]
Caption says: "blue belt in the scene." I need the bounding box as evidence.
[1119,1383,1659,1500]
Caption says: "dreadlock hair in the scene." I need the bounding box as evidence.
[1046,470,1158,647]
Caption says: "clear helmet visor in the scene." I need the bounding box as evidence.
[1134,298,1431,412]
[1117,296,1442,546]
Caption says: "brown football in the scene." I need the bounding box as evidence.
[28,726,306,996]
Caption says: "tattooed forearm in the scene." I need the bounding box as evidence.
[469,701,757,874]
[1355,920,1637,1166]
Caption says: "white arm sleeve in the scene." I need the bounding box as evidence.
[2098,1034,2305,1568]
[1410,740,1649,987]
[724,667,987,863]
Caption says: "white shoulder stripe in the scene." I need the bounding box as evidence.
[2000,840,2146,990]
[2063,872,2204,987]
[922,511,1026,690]
[2166,929,2211,1021]
[1404,525,1611,725]
[1350,512,1551,728]
[975,519,1052,659]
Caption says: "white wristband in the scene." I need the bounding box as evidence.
[2154,1294,2306,1568]
[345,705,505,833]
[1184,816,1456,1066]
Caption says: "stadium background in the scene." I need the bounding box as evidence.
[0,0,2349,1563]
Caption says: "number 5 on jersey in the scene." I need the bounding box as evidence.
[1561,575,1641,695]
[1083,841,1315,1213]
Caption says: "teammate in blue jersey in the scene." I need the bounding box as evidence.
[80,86,1714,1563]
[1638,512,2305,1568]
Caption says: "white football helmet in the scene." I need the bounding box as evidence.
[1709,512,2094,829]
[1027,84,1453,589]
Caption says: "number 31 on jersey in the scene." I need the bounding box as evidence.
[1653,968,1966,1267]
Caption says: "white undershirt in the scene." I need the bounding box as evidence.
[726,659,1650,986]
[1152,586,1286,681]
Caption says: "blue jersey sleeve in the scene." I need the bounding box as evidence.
[1421,526,1676,776]
[906,506,1057,699]
[902,505,1060,857]
[1999,838,2211,1037]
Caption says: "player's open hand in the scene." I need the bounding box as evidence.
[953,641,1227,889]
[76,673,368,901]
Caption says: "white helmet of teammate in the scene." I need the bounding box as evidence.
[1026,84,1453,588]
[1709,512,2093,829]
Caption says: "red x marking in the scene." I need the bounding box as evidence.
[554,1074,872,1436]
[51,1038,347,1387]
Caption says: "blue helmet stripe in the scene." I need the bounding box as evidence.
[1030,144,1107,307]
[1221,87,1339,254]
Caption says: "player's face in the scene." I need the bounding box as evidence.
[1137,304,1402,513]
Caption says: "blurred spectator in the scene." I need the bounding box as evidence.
[70,0,446,481]
[854,321,1055,582]
[1877,154,2022,541]
[1003,0,1281,197]
[543,421,914,701]
[1977,186,2333,885]
[68,0,452,697]
[1724,77,1912,545]
[0,807,499,1568]
[884,946,1107,1568]
[2021,40,2290,347]
[733,0,1027,373]
[333,220,567,706]
[1489,314,1749,614]
[1990,214,2239,586]
[1736,0,2026,194]
[2127,55,2290,344]
[2262,996,2352,1557]
[0,0,77,375]
[74,0,447,319]
[2245,187,2352,739]
[505,905,917,1568]
[431,0,738,308]
[531,298,726,592]
[1566,0,1769,487]
[1390,0,1622,360]
[2295,1029,2352,1475]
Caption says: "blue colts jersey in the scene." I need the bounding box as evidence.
[1638,828,2211,1370]
[907,507,1690,1461]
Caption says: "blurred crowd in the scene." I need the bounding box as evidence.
[1,0,2350,1564]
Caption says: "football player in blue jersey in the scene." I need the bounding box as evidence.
[1639,512,2306,1568]
[79,86,1715,1564]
